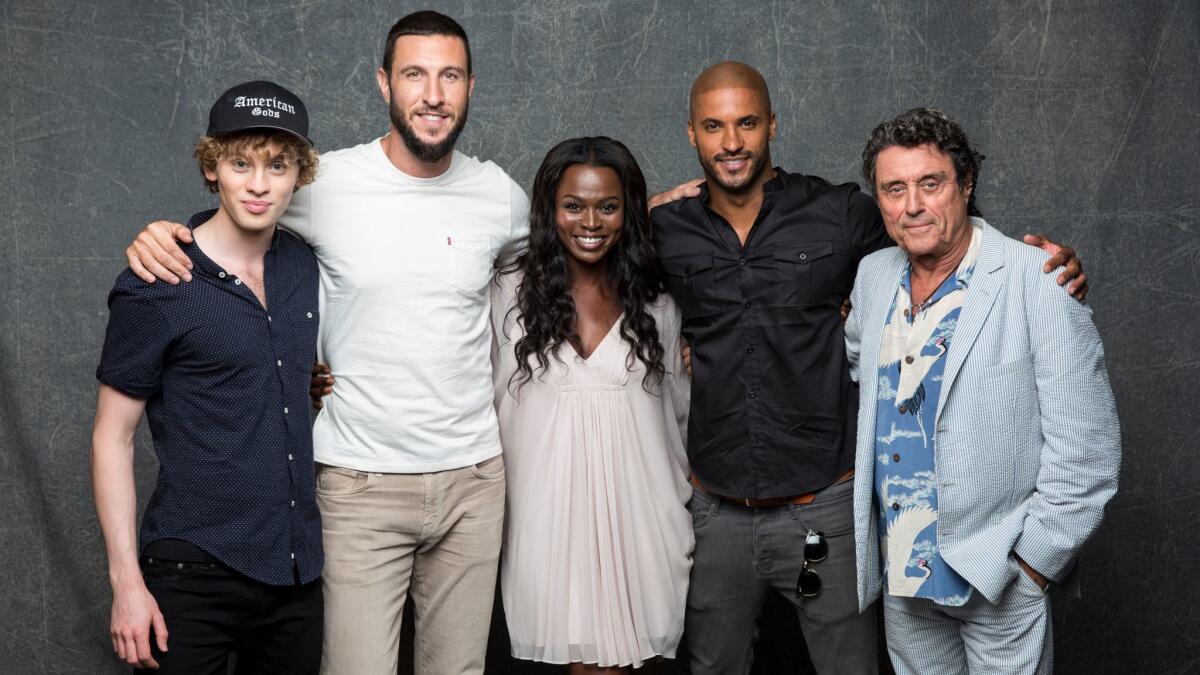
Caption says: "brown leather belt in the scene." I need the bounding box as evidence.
[690,468,855,508]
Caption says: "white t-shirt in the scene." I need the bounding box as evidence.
[281,138,530,472]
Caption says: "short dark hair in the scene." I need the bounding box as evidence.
[381,11,472,76]
[861,107,985,216]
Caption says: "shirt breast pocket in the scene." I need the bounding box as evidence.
[773,240,839,307]
[662,253,719,317]
[450,237,493,295]
[288,309,319,371]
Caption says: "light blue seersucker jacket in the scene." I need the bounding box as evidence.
[845,218,1121,611]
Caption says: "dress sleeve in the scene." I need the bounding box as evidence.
[490,271,521,412]
[657,295,691,476]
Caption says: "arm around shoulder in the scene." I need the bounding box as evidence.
[125,220,194,284]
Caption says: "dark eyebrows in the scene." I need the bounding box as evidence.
[559,193,623,203]
[879,171,951,188]
[397,64,468,77]
[698,114,760,127]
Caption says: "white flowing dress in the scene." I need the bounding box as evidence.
[490,271,693,668]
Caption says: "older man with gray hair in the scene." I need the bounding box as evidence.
[844,107,1120,674]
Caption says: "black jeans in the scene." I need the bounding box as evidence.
[137,556,323,675]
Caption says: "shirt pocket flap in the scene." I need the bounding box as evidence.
[774,240,835,264]
[662,253,715,277]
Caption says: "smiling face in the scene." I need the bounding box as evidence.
[688,85,776,195]
[203,139,300,234]
[873,143,974,266]
[376,34,474,164]
[554,164,625,269]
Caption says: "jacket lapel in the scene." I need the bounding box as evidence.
[861,254,904,389]
[856,248,906,473]
[935,222,1006,424]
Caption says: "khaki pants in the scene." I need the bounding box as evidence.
[316,455,505,675]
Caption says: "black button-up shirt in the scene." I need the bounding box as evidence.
[96,210,322,585]
[652,169,891,498]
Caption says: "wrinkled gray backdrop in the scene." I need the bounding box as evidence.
[3,1,1196,673]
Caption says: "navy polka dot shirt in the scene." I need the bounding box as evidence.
[96,209,323,586]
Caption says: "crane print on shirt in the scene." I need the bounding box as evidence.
[874,225,982,606]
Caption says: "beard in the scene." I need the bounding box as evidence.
[389,97,469,164]
[697,148,769,194]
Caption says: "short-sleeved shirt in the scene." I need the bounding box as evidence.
[96,209,322,586]
[651,168,892,498]
[874,225,982,605]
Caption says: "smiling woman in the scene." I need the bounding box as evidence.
[491,137,693,674]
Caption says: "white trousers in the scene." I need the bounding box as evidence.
[883,561,1052,675]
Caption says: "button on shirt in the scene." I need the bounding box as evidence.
[874,225,982,606]
[651,169,892,498]
[96,209,322,586]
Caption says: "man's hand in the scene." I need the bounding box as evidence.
[649,178,704,211]
[310,363,334,409]
[111,578,168,669]
[682,343,693,378]
[1023,234,1088,301]
[126,221,194,284]
[1015,554,1049,590]
[840,298,852,323]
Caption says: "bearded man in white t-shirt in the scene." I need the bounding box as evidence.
[122,11,529,675]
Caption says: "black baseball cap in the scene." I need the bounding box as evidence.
[207,80,311,146]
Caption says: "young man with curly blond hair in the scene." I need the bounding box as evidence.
[91,80,324,673]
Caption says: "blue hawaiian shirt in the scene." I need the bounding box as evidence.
[874,225,982,606]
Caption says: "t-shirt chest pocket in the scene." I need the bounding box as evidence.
[772,240,840,307]
[449,237,493,295]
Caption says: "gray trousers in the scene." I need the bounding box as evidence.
[882,559,1052,675]
[685,477,878,675]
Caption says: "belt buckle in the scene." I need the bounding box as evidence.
[744,497,753,507]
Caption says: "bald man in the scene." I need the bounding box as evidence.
[649,62,1086,674]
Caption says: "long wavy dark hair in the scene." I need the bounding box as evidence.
[505,136,666,392]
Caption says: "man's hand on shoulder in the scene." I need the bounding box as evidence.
[1023,233,1088,302]
[110,575,168,668]
[126,221,194,284]
[649,178,704,211]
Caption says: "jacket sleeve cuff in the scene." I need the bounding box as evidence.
[1013,524,1075,583]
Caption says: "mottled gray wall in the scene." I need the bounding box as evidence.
[2,1,1196,673]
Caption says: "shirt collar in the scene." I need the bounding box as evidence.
[184,209,281,281]
[698,166,788,206]
[899,222,984,301]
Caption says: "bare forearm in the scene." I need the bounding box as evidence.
[92,432,141,588]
